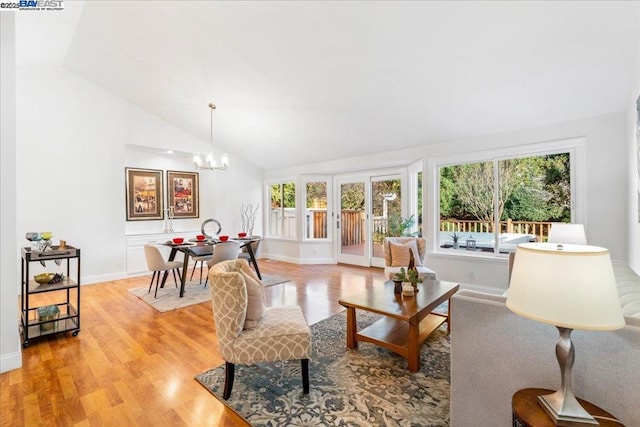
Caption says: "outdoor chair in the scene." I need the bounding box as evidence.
[208,259,311,399]
[383,236,437,281]
[143,245,182,298]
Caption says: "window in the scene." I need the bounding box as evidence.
[269,181,296,238]
[305,181,329,239]
[436,148,575,255]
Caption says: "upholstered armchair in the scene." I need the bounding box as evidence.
[382,237,437,281]
[208,259,311,399]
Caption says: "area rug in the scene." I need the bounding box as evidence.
[127,281,211,312]
[195,310,450,426]
[260,274,291,287]
[129,273,291,312]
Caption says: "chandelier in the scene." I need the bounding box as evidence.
[193,102,229,171]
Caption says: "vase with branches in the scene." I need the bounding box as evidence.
[240,203,259,237]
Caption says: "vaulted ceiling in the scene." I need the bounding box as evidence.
[16,1,640,170]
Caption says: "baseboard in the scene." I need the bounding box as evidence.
[0,350,22,373]
[82,271,128,285]
[297,257,336,265]
[262,253,301,264]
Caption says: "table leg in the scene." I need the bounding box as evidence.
[161,247,179,288]
[179,253,189,298]
[407,322,420,372]
[345,307,357,349]
[245,242,262,280]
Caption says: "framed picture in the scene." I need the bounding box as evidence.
[167,170,199,218]
[125,168,164,221]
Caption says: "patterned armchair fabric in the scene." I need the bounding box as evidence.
[208,259,311,398]
[382,237,437,281]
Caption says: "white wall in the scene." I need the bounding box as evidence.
[15,73,262,286]
[1,12,21,373]
[266,112,631,292]
[628,7,640,274]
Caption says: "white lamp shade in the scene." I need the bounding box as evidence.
[507,243,624,331]
[547,223,587,245]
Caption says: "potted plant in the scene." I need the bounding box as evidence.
[450,231,462,249]
[393,264,423,295]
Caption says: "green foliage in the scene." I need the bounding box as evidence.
[440,153,571,223]
[388,213,416,237]
[306,182,327,208]
[270,182,296,209]
[393,267,423,285]
[340,183,365,210]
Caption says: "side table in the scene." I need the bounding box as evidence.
[512,388,624,427]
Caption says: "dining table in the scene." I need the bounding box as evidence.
[160,237,262,298]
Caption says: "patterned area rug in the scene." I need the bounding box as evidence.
[260,274,291,287]
[195,310,450,426]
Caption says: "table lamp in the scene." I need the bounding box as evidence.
[506,243,624,426]
[547,223,587,245]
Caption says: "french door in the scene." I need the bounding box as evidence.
[336,177,370,266]
[335,173,405,267]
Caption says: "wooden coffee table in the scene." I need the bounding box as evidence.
[338,280,459,372]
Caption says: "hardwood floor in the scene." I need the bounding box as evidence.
[1,260,386,426]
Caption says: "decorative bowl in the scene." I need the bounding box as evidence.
[196,235,206,241]
[34,273,54,284]
[172,237,184,244]
[238,232,247,238]
[219,235,229,242]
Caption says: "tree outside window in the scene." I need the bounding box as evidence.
[439,153,571,253]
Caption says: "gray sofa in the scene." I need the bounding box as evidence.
[450,260,640,426]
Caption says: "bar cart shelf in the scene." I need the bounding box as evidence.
[20,246,81,348]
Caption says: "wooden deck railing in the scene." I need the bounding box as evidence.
[440,219,553,242]
[341,210,365,245]
[306,209,328,239]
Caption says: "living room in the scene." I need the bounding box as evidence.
[2,1,640,425]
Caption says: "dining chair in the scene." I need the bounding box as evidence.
[204,241,241,287]
[144,245,183,298]
[208,259,311,399]
[190,254,213,285]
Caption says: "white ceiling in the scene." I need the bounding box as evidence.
[16,1,640,170]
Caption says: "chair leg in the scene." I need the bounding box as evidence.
[190,261,197,281]
[172,269,179,288]
[301,359,309,394]
[148,271,157,293]
[223,362,235,400]
[154,270,161,298]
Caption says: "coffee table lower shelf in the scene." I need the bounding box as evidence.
[355,312,448,358]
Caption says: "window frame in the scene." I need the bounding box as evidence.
[301,176,333,242]
[265,179,298,240]
[427,137,586,258]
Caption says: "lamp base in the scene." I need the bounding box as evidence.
[538,393,599,426]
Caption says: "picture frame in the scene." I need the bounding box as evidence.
[125,167,164,221]
[167,170,199,218]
